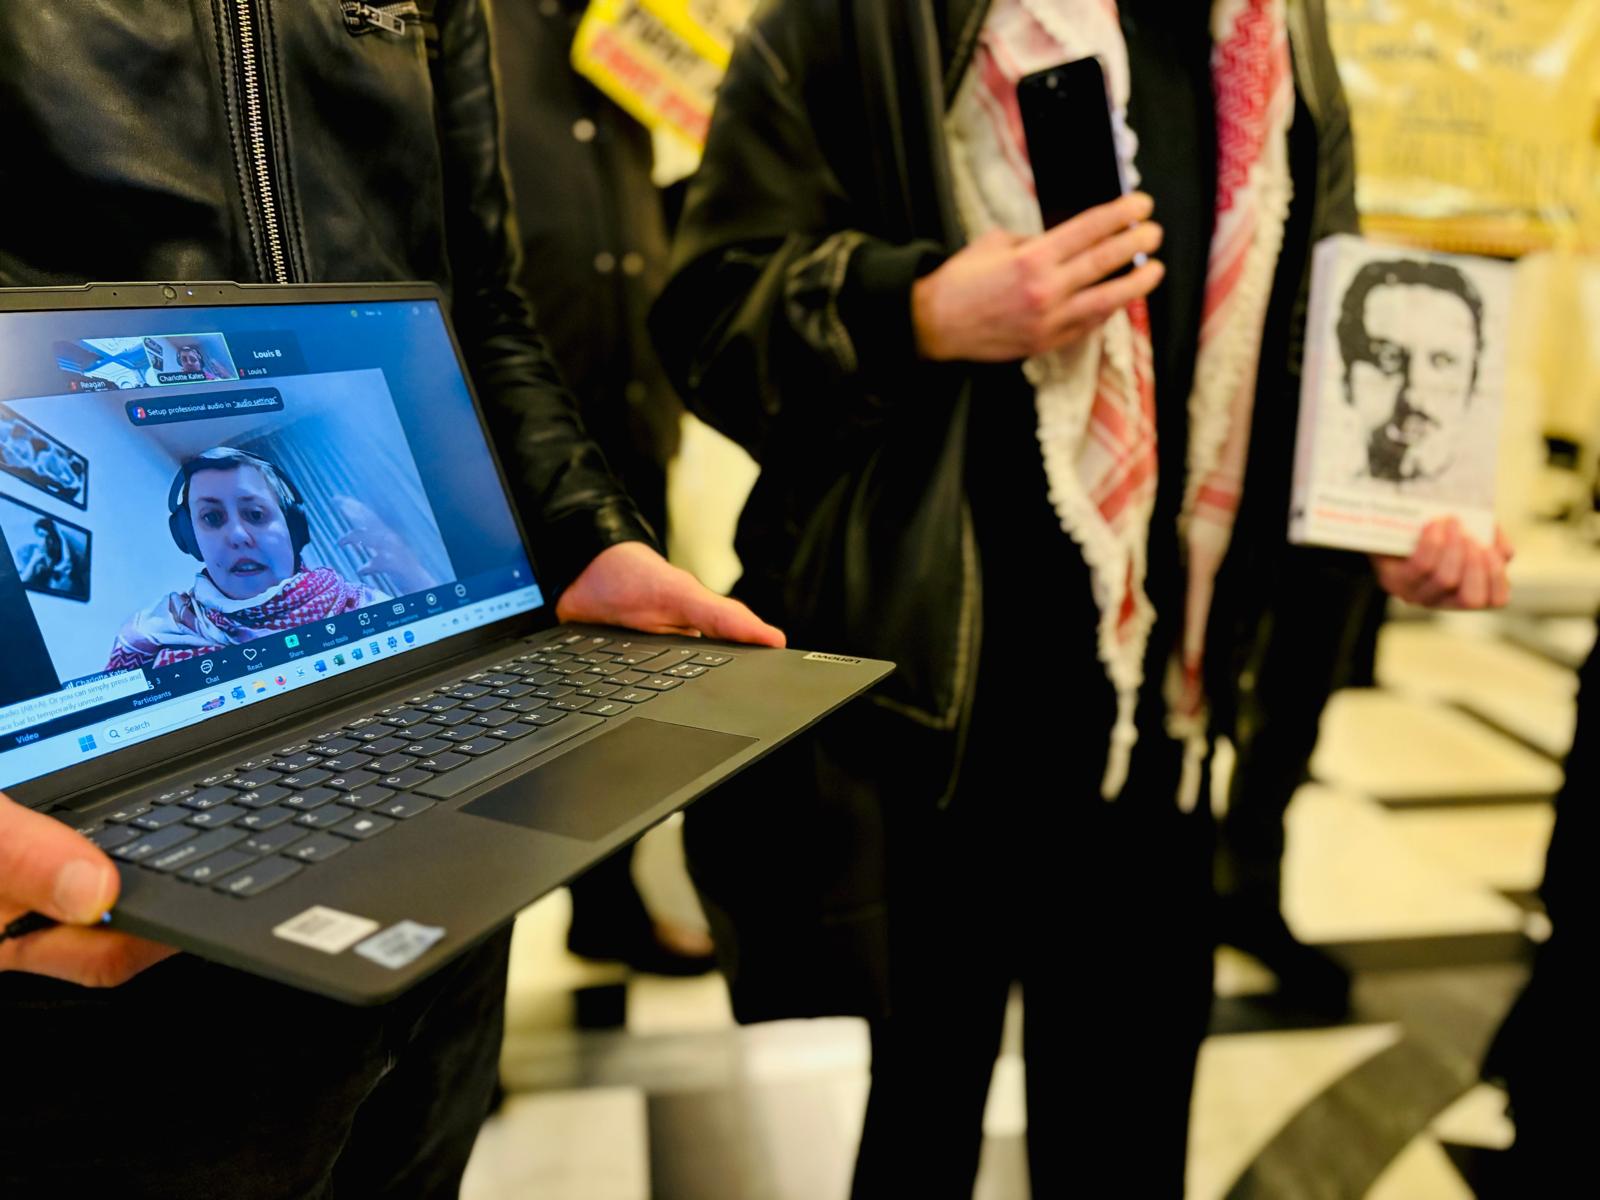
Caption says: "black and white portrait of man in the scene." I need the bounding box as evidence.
[1335,258,1486,488]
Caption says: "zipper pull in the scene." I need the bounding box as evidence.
[342,2,420,37]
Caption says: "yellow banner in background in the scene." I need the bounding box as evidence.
[1327,0,1600,256]
[571,0,753,150]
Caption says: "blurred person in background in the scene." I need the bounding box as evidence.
[654,0,1510,1195]
[492,0,713,976]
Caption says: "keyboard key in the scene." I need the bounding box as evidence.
[295,805,352,830]
[362,735,411,755]
[283,787,341,811]
[114,825,198,863]
[545,663,585,676]
[325,770,379,793]
[151,828,247,872]
[87,825,142,852]
[339,785,396,810]
[352,725,400,743]
[427,709,475,728]
[584,701,632,718]
[520,711,569,726]
[241,826,308,855]
[312,736,360,755]
[215,857,303,897]
[320,753,373,773]
[133,805,192,831]
[530,684,575,700]
[613,690,654,705]
[284,833,350,863]
[663,664,708,679]
[272,753,322,772]
[153,786,195,805]
[634,677,685,692]
[331,813,395,841]
[378,768,432,790]
[276,742,312,756]
[106,803,153,824]
[447,738,501,756]
[447,684,490,700]
[487,722,539,740]
[229,769,283,790]
[492,683,535,697]
[179,849,259,884]
[414,715,601,800]
[462,696,505,713]
[418,698,461,714]
[576,683,620,698]
[610,671,648,687]
[378,796,436,820]
[401,738,451,757]
[367,753,413,775]
[197,770,236,788]
[691,653,734,667]
[385,710,433,728]
[280,769,334,790]
[551,697,595,712]
[182,787,241,811]
[415,753,467,773]
[238,805,298,832]
[477,673,520,686]
[501,699,549,714]
[581,663,627,678]
[187,804,248,829]
[235,784,293,809]
[470,710,517,728]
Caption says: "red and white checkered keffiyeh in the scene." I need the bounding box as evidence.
[947,0,1294,802]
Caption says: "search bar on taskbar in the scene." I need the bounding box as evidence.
[101,707,192,747]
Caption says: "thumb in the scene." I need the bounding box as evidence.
[678,585,786,648]
[0,792,120,925]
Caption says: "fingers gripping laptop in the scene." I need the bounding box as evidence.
[0,281,890,1004]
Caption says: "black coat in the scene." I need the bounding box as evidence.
[0,0,651,595]
[654,0,1360,1021]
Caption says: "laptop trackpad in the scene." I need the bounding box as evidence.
[460,718,755,841]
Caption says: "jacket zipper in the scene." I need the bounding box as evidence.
[231,0,289,283]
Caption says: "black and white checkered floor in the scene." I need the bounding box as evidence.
[458,610,1584,1199]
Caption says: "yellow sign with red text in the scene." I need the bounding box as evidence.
[571,0,753,149]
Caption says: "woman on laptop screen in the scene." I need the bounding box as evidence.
[105,446,422,671]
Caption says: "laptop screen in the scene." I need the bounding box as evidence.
[0,297,541,789]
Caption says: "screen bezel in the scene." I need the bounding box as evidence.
[0,280,554,808]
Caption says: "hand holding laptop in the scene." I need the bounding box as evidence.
[555,541,787,647]
[0,791,175,986]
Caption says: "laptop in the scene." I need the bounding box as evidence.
[0,280,890,1004]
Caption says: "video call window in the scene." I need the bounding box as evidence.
[55,331,240,392]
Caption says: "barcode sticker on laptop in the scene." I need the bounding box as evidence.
[354,920,447,969]
[273,906,381,955]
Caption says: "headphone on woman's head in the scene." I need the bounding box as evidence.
[167,447,312,562]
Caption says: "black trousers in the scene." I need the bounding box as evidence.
[851,673,1215,1198]
[0,928,511,1198]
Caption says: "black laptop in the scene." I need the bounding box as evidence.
[0,281,889,1003]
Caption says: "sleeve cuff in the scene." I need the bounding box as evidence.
[835,238,947,383]
[531,499,657,605]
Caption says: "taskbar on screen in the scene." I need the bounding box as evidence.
[0,575,540,791]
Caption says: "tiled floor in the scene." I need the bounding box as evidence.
[464,440,1577,1197]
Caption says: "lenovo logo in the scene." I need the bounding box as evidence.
[804,652,862,665]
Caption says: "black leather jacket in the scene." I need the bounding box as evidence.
[0,0,650,595]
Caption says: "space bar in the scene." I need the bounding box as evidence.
[412,716,606,800]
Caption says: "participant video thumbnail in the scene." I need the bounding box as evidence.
[0,366,456,684]
[55,331,240,391]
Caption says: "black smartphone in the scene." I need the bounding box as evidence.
[1017,57,1137,277]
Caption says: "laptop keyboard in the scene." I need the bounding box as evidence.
[68,633,734,900]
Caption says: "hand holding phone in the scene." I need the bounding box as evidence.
[1017,57,1143,279]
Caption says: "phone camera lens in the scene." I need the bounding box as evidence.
[162,285,177,300]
